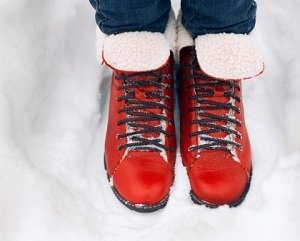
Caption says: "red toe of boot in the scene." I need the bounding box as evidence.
[112,154,174,206]
[188,153,250,206]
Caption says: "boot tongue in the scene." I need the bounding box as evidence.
[103,31,170,72]
[214,84,230,96]
[124,73,165,140]
[196,80,230,97]
[195,79,233,140]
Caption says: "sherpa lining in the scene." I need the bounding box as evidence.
[164,10,176,54]
[176,11,194,52]
[96,10,176,68]
[195,34,264,80]
[103,32,170,72]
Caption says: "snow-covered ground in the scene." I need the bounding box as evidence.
[0,0,300,240]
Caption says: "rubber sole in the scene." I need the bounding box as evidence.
[111,187,169,213]
[104,156,169,213]
[190,169,253,208]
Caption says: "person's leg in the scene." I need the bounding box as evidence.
[89,0,171,35]
[181,0,257,38]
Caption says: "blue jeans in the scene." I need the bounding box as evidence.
[89,0,257,38]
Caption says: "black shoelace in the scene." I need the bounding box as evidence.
[184,48,242,153]
[116,70,174,152]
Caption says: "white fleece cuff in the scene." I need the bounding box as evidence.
[195,33,264,80]
[176,11,194,52]
[103,32,170,72]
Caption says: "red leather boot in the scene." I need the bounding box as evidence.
[101,20,177,212]
[178,32,264,207]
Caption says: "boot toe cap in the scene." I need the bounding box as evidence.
[112,157,173,205]
[189,162,250,206]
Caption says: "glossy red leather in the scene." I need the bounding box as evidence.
[104,54,176,206]
[179,46,252,206]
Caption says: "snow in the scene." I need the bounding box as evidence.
[0,0,300,240]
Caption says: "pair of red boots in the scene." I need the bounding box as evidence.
[100,17,263,212]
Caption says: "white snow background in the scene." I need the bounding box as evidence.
[0,0,300,240]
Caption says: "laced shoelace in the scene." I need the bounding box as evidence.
[116,70,174,152]
[184,48,242,153]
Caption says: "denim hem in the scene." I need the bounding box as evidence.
[189,15,257,39]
